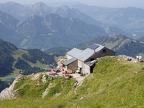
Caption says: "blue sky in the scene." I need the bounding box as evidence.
[0,0,143,8]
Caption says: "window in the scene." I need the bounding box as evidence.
[103,49,106,53]
[90,58,94,61]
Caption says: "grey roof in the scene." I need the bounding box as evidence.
[85,60,97,66]
[67,48,83,58]
[77,48,94,61]
[66,43,108,63]
[95,45,104,52]
[63,58,77,65]
[89,43,104,52]
[89,43,100,50]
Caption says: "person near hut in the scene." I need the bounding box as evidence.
[74,81,78,89]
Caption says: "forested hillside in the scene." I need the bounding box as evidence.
[0,39,55,77]
[0,39,17,76]
[45,47,70,57]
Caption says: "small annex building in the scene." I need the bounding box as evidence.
[63,43,115,74]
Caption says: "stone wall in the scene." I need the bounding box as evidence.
[67,60,78,72]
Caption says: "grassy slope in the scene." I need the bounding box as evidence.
[75,56,144,107]
[1,56,144,108]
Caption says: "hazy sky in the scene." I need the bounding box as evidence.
[0,0,144,8]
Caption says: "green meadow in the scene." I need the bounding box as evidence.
[1,56,144,108]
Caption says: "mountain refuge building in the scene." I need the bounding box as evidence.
[63,43,115,74]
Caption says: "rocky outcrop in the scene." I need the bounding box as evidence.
[0,75,22,100]
[0,73,51,100]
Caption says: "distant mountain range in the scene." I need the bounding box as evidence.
[0,9,106,50]
[16,14,107,49]
[0,10,19,43]
[0,2,100,25]
[0,2,143,39]
[0,2,144,50]
[72,4,144,38]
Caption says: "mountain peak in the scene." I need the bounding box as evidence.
[56,5,74,12]
[33,2,47,7]
[4,1,23,7]
[31,2,52,10]
[61,5,72,9]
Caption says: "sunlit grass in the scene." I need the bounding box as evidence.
[1,56,144,107]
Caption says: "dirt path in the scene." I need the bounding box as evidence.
[72,73,87,93]
[42,83,52,98]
